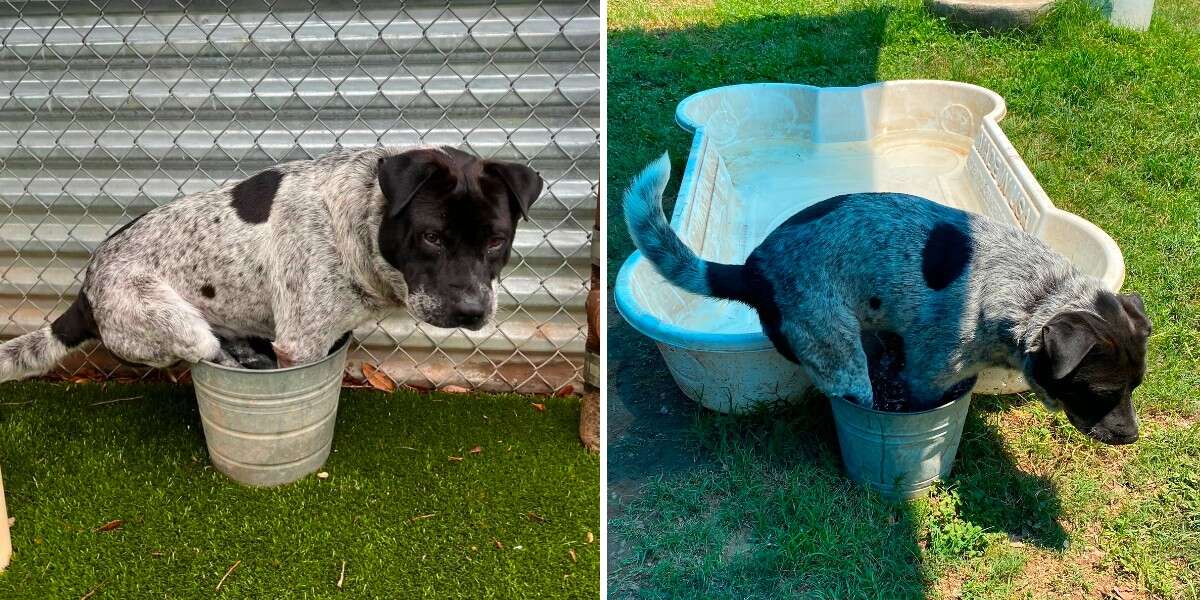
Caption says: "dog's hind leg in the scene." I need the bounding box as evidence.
[777,312,874,408]
[91,275,239,368]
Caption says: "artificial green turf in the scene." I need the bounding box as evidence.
[607,0,1200,597]
[0,381,599,598]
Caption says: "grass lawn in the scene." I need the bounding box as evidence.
[0,381,599,598]
[607,0,1200,598]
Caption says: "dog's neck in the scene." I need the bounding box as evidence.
[323,148,409,307]
[975,248,1107,368]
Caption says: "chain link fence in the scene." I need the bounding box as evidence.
[0,0,600,394]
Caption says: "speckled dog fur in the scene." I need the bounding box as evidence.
[625,154,1151,445]
[0,145,540,377]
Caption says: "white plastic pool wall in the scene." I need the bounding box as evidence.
[640,81,1123,413]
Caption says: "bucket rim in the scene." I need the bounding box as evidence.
[832,391,972,417]
[194,334,351,375]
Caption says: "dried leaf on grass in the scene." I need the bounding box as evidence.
[531,403,546,412]
[527,511,546,524]
[361,363,396,393]
[568,548,577,563]
[448,456,464,462]
[95,519,123,533]
[469,445,482,455]
[492,538,504,550]
[554,385,575,397]
[586,531,594,544]
[441,385,469,393]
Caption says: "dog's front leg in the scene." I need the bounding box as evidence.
[266,219,354,368]
[271,293,340,368]
[272,328,340,369]
[781,316,874,408]
[269,277,344,369]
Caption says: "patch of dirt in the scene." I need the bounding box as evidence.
[618,0,717,30]
[1139,409,1199,430]
[932,567,968,600]
[1016,548,1147,600]
[720,527,752,564]
[992,407,1136,483]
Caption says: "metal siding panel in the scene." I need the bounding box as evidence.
[0,1,599,392]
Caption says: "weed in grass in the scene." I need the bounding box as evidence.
[920,485,990,560]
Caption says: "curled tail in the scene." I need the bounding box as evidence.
[0,293,98,382]
[622,153,747,301]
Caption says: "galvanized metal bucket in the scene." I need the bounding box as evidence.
[192,338,349,487]
[830,393,971,500]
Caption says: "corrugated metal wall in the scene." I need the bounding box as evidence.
[0,0,599,393]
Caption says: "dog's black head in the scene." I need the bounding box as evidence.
[1028,291,1151,445]
[376,147,541,330]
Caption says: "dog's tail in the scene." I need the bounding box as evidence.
[623,153,748,302]
[0,293,98,382]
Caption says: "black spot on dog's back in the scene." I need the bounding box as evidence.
[869,296,882,310]
[200,284,216,299]
[782,195,850,227]
[50,292,98,347]
[231,169,283,224]
[921,222,972,291]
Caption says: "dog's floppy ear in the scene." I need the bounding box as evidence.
[377,152,443,219]
[485,161,542,221]
[1041,312,1098,380]
[1118,292,1152,337]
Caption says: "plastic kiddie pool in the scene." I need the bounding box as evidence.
[615,80,1125,414]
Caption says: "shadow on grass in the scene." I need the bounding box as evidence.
[952,395,1067,549]
[609,389,1066,597]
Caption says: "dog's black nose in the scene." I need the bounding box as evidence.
[1095,426,1139,445]
[454,301,487,329]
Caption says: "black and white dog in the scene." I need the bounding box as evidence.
[0,146,541,377]
[625,154,1150,445]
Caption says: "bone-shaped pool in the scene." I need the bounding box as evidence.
[615,81,1124,413]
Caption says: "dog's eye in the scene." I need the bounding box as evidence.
[422,232,442,246]
[487,236,506,251]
